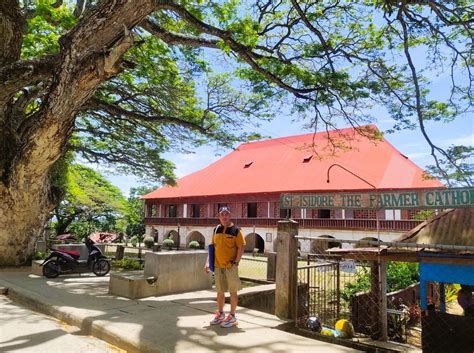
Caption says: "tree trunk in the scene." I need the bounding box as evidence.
[0,0,158,265]
[0,176,52,265]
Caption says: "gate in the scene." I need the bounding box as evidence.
[296,254,343,328]
[296,253,369,330]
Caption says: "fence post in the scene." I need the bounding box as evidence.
[266,251,277,282]
[379,259,388,341]
[275,219,298,320]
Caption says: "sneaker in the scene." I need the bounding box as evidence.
[210,311,225,325]
[220,314,238,328]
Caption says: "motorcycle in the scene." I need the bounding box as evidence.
[41,237,111,278]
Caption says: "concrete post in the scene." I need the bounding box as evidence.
[266,252,277,282]
[275,219,298,320]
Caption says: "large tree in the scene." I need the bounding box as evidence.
[125,186,157,238]
[52,163,127,237]
[0,0,471,264]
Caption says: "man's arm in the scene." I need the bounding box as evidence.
[233,245,244,266]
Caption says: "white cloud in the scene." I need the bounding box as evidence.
[436,134,474,148]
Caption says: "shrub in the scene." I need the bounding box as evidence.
[130,235,138,247]
[32,251,49,260]
[341,266,371,303]
[386,262,419,292]
[112,258,143,271]
[342,262,419,304]
[189,240,200,249]
[163,238,174,250]
[144,236,154,249]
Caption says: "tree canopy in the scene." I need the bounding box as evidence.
[51,163,127,237]
[125,185,157,237]
[3,1,471,185]
[0,0,472,264]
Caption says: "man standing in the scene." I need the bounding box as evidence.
[204,206,246,327]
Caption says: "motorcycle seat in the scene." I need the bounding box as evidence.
[60,249,81,259]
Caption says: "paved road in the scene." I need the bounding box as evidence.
[0,295,124,353]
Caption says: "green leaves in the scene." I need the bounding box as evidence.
[52,163,128,237]
[125,186,156,237]
[11,0,473,191]
[425,145,473,186]
[22,0,77,58]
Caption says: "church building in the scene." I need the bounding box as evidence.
[143,125,443,254]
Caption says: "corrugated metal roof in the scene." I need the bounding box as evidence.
[144,125,443,200]
[397,208,474,247]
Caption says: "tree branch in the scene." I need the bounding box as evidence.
[0,0,25,67]
[159,1,317,98]
[140,18,219,48]
[0,54,59,106]
[397,7,470,186]
[84,97,212,134]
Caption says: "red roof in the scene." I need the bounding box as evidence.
[144,125,443,200]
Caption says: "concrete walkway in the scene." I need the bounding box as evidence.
[0,270,361,353]
[0,295,124,353]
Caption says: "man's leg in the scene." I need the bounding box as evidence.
[229,292,238,314]
[210,270,227,325]
[217,291,225,312]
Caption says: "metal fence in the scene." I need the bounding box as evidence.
[239,255,272,282]
[294,237,474,352]
[296,254,370,329]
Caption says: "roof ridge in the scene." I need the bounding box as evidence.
[236,124,379,150]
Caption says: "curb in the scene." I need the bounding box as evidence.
[3,283,159,353]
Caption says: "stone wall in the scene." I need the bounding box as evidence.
[143,250,212,295]
[109,250,212,299]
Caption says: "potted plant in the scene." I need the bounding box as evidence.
[189,240,200,250]
[163,238,174,250]
[144,236,154,249]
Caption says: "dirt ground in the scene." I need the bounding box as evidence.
[0,266,30,272]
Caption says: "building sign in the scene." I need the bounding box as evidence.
[280,187,473,210]
[340,260,357,273]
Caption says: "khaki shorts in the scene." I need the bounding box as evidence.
[214,266,241,293]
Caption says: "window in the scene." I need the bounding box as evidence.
[247,203,257,218]
[168,204,177,218]
[191,204,201,218]
[318,209,331,218]
[353,209,377,219]
[244,161,253,168]
[151,205,157,217]
[280,208,292,219]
